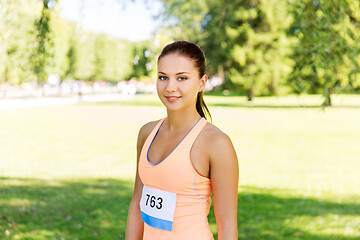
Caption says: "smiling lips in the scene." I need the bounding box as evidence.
[165,96,181,102]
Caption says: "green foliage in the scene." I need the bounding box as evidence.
[289,0,360,106]
[157,0,360,103]
[160,0,208,41]
[219,0,294,99]
[0,0,40,85]
[70,29,97,81]
[51,20,134,83]
[0,0,140,87]
[51,10,72,81]
[157,0,295,100]
[30,0,55,85]
[127,41,153,80]
[1,0,359,101]
[92,34,133,82]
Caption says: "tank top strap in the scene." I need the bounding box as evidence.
[180,117,208,152]
[146,118,166,144]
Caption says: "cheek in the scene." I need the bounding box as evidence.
[156,80,162,91]
[185,80,201,92]
[180,83,200,100]
[156,80,166,96]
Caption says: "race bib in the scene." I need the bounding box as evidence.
[140,185,177,232]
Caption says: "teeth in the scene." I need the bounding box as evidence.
[166,96,179,101]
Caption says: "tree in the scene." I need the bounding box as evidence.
[51,9,72,85]
[0,0,155,98]
[289,0,360,106]
[71,29,96,81]
[128,41,153,80]
[92,34,133,82]
[30,0,56,93]
[156,0,294,100]
[0,0,39,95]
[204,0,294,100]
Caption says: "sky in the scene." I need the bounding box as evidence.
[59,0,162,42]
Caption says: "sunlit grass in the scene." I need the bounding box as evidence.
[0,94,360,239]
[0,103,163,179]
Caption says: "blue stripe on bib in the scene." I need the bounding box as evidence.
[141,211,173,232]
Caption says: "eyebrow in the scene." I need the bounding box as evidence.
[158,71,190,75]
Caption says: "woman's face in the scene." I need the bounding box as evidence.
[157,53,207,112]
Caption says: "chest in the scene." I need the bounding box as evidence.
[148,131,185,165]
[147,129,209,178]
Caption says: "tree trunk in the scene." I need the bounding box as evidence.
[58,79,63,96]
[37,78,45,97]
[269,75,277,96]
[42,84,45,97]
[323,86,332,106]
[247,88,253,102]
[326,87,332,106]
[78,80,82,100]
[2,67,8,98]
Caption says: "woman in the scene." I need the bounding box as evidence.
[125,41,238,240]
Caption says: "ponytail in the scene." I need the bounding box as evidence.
[196,91,212,122]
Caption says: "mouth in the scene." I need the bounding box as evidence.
[165,96,181,102]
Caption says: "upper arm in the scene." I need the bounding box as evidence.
[132,121,158,201]
[209,130,239,234]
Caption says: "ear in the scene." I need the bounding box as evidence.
[199,74,208,92]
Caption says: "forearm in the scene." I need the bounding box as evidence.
[125,200,144,240]
[217,222,238,240]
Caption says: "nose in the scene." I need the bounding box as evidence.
[165,79,177,92]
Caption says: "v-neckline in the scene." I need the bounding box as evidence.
[146,117,202,166]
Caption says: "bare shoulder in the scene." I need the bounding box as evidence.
[201,122,234,148]
[137,119,161,147]
[200,122,238,164]
[138,120,160,138]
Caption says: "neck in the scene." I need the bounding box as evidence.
[165,108,201,132]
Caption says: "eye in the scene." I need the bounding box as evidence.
[177,76,187,81]
[158,76,168,81]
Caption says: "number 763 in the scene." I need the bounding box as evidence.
[145,194,163,209]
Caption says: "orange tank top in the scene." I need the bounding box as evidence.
[138,117,214,240]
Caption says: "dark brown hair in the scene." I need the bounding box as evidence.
[158,41,212,122]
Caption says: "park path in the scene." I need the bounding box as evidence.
[0,94,131,110]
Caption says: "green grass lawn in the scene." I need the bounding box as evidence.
[0,94,360,239]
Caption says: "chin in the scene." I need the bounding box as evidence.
[164,104,181,112]
[162,102,182,112]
